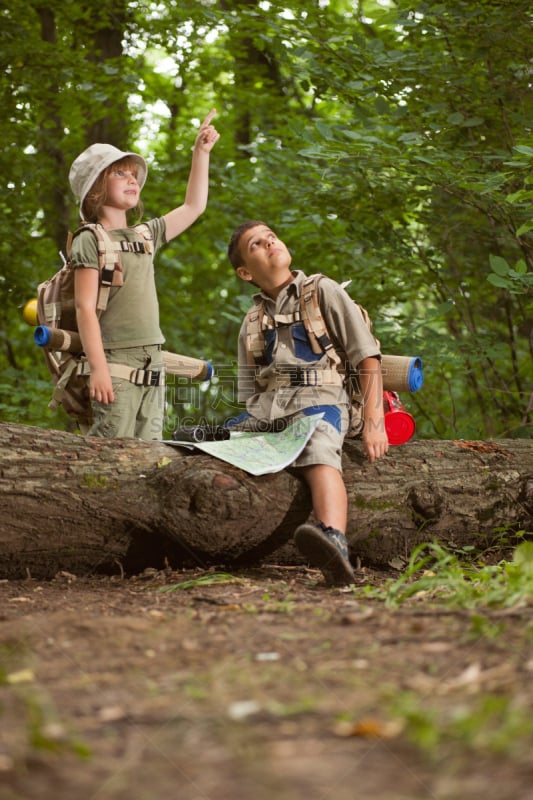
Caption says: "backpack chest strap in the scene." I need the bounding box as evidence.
[245,280,343,368]
[264,368,343,390]
[99,239,152,257]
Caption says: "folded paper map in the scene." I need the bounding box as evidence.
[164,413,324,476]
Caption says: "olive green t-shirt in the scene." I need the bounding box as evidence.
[70,218,167,349]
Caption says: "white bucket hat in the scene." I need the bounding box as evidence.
[69,143,148,218]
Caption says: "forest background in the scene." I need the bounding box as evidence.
[1,0,532,441]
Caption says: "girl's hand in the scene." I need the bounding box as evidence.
[195,109,220,153]
[89,366,115,405]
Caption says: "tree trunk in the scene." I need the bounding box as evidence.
[1,422,531,580]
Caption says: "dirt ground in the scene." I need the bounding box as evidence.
[1,563,532,800]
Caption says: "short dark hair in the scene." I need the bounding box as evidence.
[227,220,269,269]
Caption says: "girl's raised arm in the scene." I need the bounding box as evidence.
[163,109,220,242]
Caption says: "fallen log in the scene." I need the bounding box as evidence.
[0,421,531,580]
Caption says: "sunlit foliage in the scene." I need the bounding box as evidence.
[1,0,531,437]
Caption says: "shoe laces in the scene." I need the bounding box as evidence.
[318,523,349,561]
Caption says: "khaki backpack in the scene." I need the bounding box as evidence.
[35,223,213,428]
[36,222,154,427]
[244,273,423,436]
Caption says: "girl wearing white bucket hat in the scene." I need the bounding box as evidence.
[68,109,219,439]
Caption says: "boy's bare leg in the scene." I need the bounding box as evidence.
[295,464,354,585]
[300,464,347,531]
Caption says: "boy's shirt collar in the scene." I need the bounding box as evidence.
[252,270,305,304]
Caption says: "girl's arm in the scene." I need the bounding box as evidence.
[74,267,115,404]
[163,109,220,242]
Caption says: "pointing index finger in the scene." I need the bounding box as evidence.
[201,108,217,127]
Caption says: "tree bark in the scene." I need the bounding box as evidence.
[1,421,532,580]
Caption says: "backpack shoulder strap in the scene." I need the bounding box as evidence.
[300,274,379,361]
[245,300,269,366]
[133,222,153,245]
[244,294,295,365]
[67,223,129,314]
[299,274,341,367]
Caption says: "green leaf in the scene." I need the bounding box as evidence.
[514,145,533,157]
[512,541,533,576]
[447,112,464,125]
[489,255,510,276]
[462,116,485,127]
[374,96,391,115]
[505,189,533,203]
[516,220,533,236]
[420,300,455,322]
[315,120,335,140]
[487,274,510,288]
[298,146,328,159]
[398,132,424,145]
[509,270,533,285]
[158,572,245,592]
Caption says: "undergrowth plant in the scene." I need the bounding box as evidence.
[389,690,533,757]
[361,538,533,609]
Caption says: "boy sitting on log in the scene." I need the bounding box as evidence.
[226,221,389,586]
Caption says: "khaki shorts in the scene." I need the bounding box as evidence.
[228,405,349,472]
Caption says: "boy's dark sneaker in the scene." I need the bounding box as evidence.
[294,523,355,586]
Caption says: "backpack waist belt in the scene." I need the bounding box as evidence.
[76,361,165,387]
[264,368,343,390]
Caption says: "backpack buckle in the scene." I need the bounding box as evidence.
[131,368,163,386]
[287,368,321,387]
[144,369,162,386]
